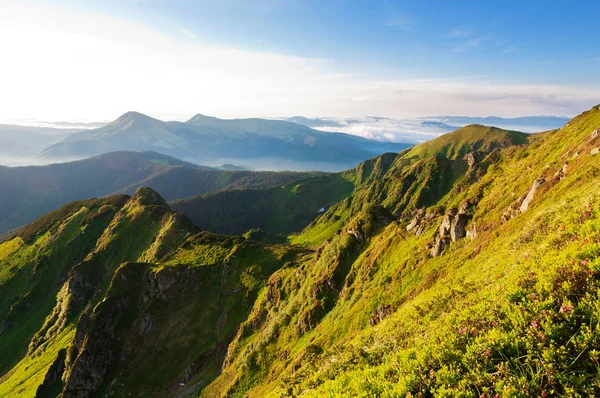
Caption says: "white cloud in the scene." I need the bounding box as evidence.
[0,2,598,124]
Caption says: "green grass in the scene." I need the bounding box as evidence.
[2,108,600,397]
[0,326,74,397]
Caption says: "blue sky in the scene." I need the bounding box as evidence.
[1,0,599,121]
[61,0,600,84]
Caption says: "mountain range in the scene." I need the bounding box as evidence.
[0,151,321,235]
[1,106,599,397]
[38,112,410,171]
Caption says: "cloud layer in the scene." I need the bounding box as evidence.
[0,2,599,123]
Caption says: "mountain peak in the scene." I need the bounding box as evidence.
[131,187,169,209]
[186,113,221,124]
[110,111,163,128]
[408,124,528,160]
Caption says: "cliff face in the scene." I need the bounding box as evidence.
[2,106,600,397]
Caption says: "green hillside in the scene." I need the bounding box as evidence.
[0,151,318,234]
[2,106,600,397]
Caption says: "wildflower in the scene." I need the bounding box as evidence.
[529,293,537,299]
[458,328,467,334]
[581,260,588,266]
[482,346,491,357]
[538,333,546,341]
[560,305,573,313]
[531,321,539,329]
[541,391,548,397]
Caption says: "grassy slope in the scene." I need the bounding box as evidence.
[0,187,307,397]
[2,113,600,397]
[204,108,600,397]
[0,151,320,235]
[171,173,356,236]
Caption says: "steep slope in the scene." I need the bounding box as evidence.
[0,151,317,234]
[205,106,600,397]
[0,187,306,397]
[170,152,402,237]
[170,173,355,236]
[40,111,411,171]
[3,107,600,397]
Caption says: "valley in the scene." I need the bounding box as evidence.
[1,105,599,397]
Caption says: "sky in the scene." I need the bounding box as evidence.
[1,0,600,123]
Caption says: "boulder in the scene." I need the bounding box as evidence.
[520,178,545,213]
[439,210,455,238]
[591,148,599,155]
[591,128,598,139]
[554,163,568,180]
[466,223,477,241]
[406,208,425,233]
[450,213,468,241]
[430,237,445,257]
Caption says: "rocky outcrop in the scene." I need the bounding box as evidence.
[406,208,436,236]
[591,148,599,155]
[463,151,486,167]
[554,163,568,180]
[35,349,67,398]
[439,210,455,239]
[431,200,476,257]
[450,213,469,241]
[62,295,130,398]
[406,208,425,233]
[520,178,545,213]
[466,222,477,241]
[430,237,445,257]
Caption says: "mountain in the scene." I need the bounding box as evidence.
[0,124,80,162]
[283,116,343,128]
[2,105,600,397]
[39,111,411,171]
[431,115,570,132]
[0,151,321,234]
[171,172,356,236]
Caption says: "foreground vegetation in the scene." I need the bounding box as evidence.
[1,105,599,397]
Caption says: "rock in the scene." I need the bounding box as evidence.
[406,208,425,233]
[502,206,517,222]
[450,213,468,241]
[520,178,545,213]
[139,312,153,335]
[591,148,599,155]
[466,223,477,241]
[592,128,598,139]
[463,151,485,167]
[554,163,568,180]
[430,237,445,257]
[35,349,67,397]
[439,210,455,238]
